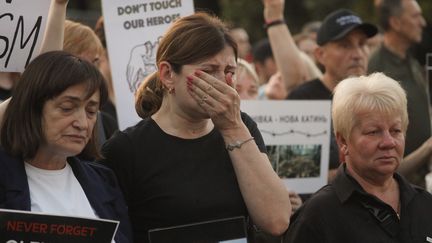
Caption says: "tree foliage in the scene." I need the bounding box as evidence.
[219,0,432,44]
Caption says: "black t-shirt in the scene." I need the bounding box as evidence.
[100,112,266,243]
[287,79,340,170]
[285,164,432,243]
[287,78,332,100]
[0,87,11,102]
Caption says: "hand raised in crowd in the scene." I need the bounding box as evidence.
[187,70,244,133]
[263,0,284,22]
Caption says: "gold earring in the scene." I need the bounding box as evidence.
[168,87,175,94]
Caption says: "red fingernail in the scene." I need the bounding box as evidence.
[186,76,193,81]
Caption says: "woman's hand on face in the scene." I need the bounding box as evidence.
[187,70,243,132]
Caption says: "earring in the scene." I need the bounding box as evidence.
[168,87,175,94]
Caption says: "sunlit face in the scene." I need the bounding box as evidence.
[317,29,369,82]
[394,0,426,44]
[342,112,405,181]
[235,69,258,100]
[172,46,237,118]
[40,83,100,158]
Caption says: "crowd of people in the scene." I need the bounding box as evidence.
[0,0,431,242]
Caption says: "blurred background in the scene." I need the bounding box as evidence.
[68,0,432,65]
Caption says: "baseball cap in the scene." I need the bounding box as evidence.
[317,9,378,46]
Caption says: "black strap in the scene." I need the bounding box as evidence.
[360,201,399,237]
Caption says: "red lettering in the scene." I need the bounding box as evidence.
[65,225,74,235]
[39,223,48,233]
[6,220,17,231]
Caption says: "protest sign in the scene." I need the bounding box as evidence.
[0,208,119,243]
[102,0,194,129]
[241,100,332,194]
[0,0,50,72]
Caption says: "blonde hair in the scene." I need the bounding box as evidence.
[332,72,408,140]
[236,58,259,86]
[63,20,103,57]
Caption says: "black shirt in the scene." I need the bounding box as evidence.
[287,79,339,170]
[284,164,432,243]
[368,45,431,187]
[368,45,431,157]
[100,112,266,243]
[0,87,11,102]
[287,78,332,100]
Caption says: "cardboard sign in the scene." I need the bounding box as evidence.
[0,208,119,243]
[241,100,332,194]
[102,0,194,129]
[0,0,50,72]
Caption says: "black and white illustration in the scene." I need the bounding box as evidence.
[126,37,162,92]
[102,0,194,129]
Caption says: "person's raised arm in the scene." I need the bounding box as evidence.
[39,0,69,53]
[263,0,309,95]
[398,137,432,177]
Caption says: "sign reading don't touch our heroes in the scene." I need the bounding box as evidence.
[102,0,194,129]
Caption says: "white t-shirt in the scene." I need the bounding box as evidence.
[25,162,117,243]
[24,162,97,218]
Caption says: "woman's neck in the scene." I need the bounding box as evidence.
[346,165,400,212]
[152,100,213,139]
[26,149,67,170]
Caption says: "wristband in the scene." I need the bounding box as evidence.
[263,19,285,30]
[226,137,255,151]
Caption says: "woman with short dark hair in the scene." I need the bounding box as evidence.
[0,51,132,243]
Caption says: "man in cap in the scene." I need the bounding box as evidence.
[368,0,431,188]
[287,9,378,180]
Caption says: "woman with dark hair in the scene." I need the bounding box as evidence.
[101,12,291,242]
[0,51,132,243]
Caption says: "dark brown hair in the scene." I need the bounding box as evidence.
[135,12,238,118]
[1,51,108,160]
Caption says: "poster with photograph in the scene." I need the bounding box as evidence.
[102,0,194,129]
[241,100,332,194]
[0,208,119,243]
[0,0,50,72]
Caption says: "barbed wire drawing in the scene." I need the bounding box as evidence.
[260,129,327,138]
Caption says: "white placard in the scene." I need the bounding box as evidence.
[241,100,332,194]
[0,0,50,72]
[102,0,194,129]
